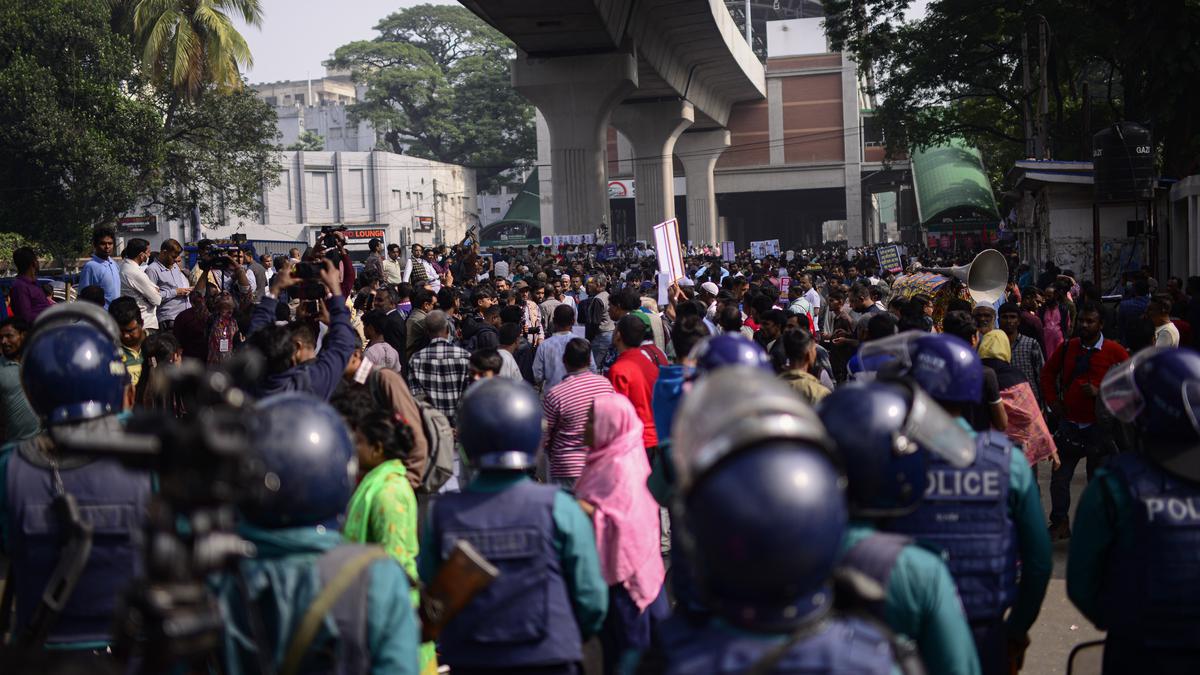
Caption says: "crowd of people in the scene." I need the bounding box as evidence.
[1,224,1199,675]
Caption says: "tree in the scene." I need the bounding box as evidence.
[823,0,1200,182]
[0,0,161,260]
[287,129,325,151]
[327,4,535,191]
[129,0,263,101]
[144,84,282,228]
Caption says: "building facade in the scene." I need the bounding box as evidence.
[251,70,378,152]
[138,151,477,257]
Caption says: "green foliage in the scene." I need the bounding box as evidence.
[823,0,1200,182]
[286,129,326,151]
[147,84,282,227]
[327,4,535,192]
[129,0,263,100]
[0,0,162,259]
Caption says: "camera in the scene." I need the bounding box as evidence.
[294,261,322,280]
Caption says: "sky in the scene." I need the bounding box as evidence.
[235,0,457,84]
[236,0,929,84]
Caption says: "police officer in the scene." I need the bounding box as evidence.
[883,333,1051,674]
[1068,347,1200,672]
[213,392,420,674]
[656,368,915,674]
[820,381,981,675]
[419,377,607,674]
[0,303,151,663]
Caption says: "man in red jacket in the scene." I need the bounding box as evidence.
[1040,302,1129,540]
[607,313,665,453]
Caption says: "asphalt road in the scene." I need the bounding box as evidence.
[1023,463,1106,675]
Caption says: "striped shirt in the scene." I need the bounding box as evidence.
[542,370,614,479]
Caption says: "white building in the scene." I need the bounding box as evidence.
[141,151,477,257]
[251,70,378,152]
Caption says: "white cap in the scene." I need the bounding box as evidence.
[700,281,720,296]
[679,277,695,287]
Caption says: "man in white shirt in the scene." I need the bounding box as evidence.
[800,273,822,331]
[1150,295,1181,347]
[119,238,162,331]
[382,243,404,285]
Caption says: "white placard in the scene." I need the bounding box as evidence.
[652,218,685,282]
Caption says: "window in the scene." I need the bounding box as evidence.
[329,127,344,139]
[490,206,501,214]
[295,94,305,106]
[863,115,884,147]
[307,171,330,209]
[349,169,365,208]
[392,190,402,207]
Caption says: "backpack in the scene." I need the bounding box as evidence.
[367,371,455,495]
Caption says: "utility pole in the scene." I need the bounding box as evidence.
[1037,18,1049,159]
[432,178,441,245]
[1021,30,1034,159]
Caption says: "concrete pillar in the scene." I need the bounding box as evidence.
[841,51,865,245]
[674,129,731,246]
[611,99,694,241]
[513,51,637,235]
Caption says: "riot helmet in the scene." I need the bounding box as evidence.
[819,380,974,517]
[685,334,771,380]
[1102,347,1200,481]
[457,377,542,471]
[21,303,127,425]
[242,392,356,529]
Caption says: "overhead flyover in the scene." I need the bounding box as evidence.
[459,0,766,240]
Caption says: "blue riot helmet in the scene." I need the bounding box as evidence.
[21,302,127,425]
[850,330,924,382]
[457,377,542,470]
[671,366,834,494]
[1102,347,1200,482]
[672,367,845,629]
[685,334,771,380]
[686,441,847,631]
[242,392,356,529]
[819,381,975,517]
[908,333,983,403]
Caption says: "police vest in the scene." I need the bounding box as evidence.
[1100,453,1200,655]
[658,613,897,674]
[888,430,1017,621]
[431,479,581,668]
[5,437,152,645]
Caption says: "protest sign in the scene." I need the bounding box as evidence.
[876,244,904,274]
[652,218,685,282]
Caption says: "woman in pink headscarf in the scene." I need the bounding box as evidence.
[576,393,668,673]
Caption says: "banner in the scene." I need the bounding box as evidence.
[876,244,904,274]
[652,218,685,282]
[721,241,736,262]
[779,276,791,297]
[749,239,780,259]
[598,243,618,261]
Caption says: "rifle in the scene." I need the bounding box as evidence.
[418,540,499,643]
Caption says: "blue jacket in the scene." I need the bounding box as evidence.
[248,295,356,400]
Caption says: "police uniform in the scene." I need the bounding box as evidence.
[840,524,981,675]
[419,473,607,673]
[1067,453,1200,672]
[888,422,1051,675]
[424,378,607,674]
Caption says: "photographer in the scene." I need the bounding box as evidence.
[192,240,255,299]
[320,227,356,298]
[246,259,355,401]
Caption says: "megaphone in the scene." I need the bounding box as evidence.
[929,249,1009,305]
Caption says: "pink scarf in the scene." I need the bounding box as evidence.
[999,382,1056,465]
[574,394,665,611]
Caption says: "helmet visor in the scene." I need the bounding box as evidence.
[1100,347,1170,423]
[857,331,925,374]
[904,387,975,468]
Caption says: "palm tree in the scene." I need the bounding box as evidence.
[130,0,263,100]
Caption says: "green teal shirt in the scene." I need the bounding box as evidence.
[418,471,608,637]
[1065,468,1131,628]
[842,523,981,675]
[953,418,1053,638]
[0,357,40,443]
[214,524,420,675]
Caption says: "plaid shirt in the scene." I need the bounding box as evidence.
[406,338,471,423]
[1010,332,1045,406]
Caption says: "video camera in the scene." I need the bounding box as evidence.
[37,355,271,674]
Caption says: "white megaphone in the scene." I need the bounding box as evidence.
[929,249,1009,305]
